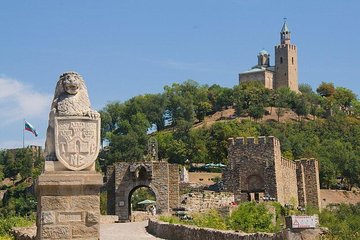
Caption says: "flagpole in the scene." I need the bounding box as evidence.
[23,119,25,148]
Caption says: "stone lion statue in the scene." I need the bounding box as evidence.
[45,72,100,161]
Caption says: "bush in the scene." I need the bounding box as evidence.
[320,203,360,239]
[229,202,273,233]
[159,215,182,225]
[0,215,34,238]
[191,209,227,230]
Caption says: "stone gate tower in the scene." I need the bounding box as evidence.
[222,136,321,209]
[274,20,298,92]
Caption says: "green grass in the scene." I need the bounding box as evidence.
[0,215,35,239]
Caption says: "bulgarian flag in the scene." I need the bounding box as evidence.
[25,120,38,137]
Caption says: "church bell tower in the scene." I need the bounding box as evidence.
[274,19,298,92]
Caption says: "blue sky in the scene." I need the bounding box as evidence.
[0,1,359,149]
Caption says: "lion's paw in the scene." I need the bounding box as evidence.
[46,153,57,161]
[87,110,100,119]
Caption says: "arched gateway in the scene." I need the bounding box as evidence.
[106,162,179,222]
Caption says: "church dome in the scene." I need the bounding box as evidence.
[259,49,269,55]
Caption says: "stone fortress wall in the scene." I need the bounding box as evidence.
[180,191,234,212]
[223,136,320,208]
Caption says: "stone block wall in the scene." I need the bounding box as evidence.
[296,159,321,208]
[239,70,274,90]
[180,191,234,212]
[148,219,283,240]
[280,158,298,206]
[36,172,102,240]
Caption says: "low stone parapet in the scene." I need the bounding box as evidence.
[147,219,278,240]
[11,226,36,240]
[100,215,119,224]
[147,219,328,240]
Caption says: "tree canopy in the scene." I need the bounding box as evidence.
[98,80,360,189]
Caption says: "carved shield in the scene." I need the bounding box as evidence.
[55,116,100,171]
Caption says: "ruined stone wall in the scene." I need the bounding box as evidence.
[106,165,115,215]
[180,191,234,212]
[296,162,307,207]
[168,164,180,209]
[106,162,179,221]
[296,159,321,209]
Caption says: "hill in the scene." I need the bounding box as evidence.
[99,80,360,191]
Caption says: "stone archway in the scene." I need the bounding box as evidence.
[245,174,265,202]
[106,162,179,222]
[246,174,264,192]
[128,185,156,220]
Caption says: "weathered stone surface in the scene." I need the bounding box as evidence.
[71,224,98,238]
[41,196,70,211]
[36,172,102,239]
[180,191,234,212]
[42,211,55,224]
[71,196,100,211]
[11,226,36,240]
[41,225,70,239]
[86,211,100,224]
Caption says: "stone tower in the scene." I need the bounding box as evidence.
[223,136,321,209]
[274,20,298,92]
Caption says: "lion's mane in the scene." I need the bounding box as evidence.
[53,72,91,116]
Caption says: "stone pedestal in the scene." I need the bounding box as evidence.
[36,170,102,240]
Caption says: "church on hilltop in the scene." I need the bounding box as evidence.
[239,20,299,92]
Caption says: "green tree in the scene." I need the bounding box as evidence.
[333,87,357,114]
[164,81,195,126]
[229,202,273,233]
[316,82,335,97]
[233,81,268,117]
[293,94,310,120]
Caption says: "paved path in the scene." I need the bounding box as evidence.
[100,221,164,240]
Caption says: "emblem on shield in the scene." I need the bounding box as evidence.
[55,116,100,170]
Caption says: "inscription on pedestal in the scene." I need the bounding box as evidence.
[58,212,83,222]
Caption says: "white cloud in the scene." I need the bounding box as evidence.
[0,77,51,126]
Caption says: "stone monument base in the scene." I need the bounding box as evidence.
[35,171,102,240]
